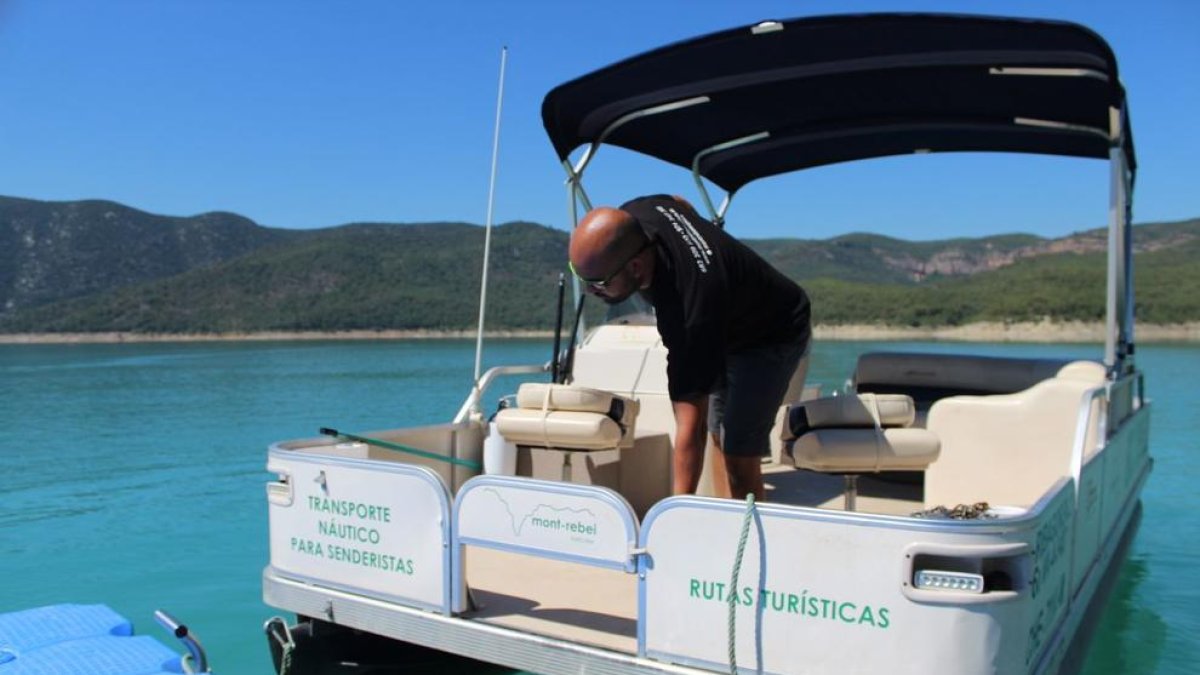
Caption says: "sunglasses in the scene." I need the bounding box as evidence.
[569,240,652,291]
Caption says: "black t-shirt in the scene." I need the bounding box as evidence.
[621,195,811,401]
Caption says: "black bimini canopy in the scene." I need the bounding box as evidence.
[542,13,1136,194]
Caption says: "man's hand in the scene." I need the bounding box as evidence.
[672,395,708,494]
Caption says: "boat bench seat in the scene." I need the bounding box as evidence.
[786,394,940,473]
[853,352,1088,413]
[924,360,1106,509]
[495,383,638,451]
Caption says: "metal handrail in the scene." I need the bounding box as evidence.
[154,610,209,673]
[453,363,547,425]
[1105,370,1142,427]
[1068,385,1108,501]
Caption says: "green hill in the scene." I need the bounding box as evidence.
[807,235,1200,326]
[0,220,570,332]
[0,196,1196,333]
[0,196,295,312]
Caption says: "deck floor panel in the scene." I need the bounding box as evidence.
[464,546,639,654]
[763,463,923,515]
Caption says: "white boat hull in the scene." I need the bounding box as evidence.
[262,403,1149,674]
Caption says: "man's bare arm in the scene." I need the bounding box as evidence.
[672,395,708,494]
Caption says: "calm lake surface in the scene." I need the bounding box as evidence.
[0,339,1195,674]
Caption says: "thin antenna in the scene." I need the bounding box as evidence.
[473,46,508,383]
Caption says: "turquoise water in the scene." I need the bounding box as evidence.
[0,339,1195,674]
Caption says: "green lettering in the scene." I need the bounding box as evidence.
[786,594,800,614]
[838,602,857,623]
[689,579,701,598]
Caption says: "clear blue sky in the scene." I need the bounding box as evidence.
[0,1,1196,240]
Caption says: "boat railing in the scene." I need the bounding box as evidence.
[1069,385,1108,501]
[1106,370,1143,429]
[1066,375,1149,603]
[453,363,548,425]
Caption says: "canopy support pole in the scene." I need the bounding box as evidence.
[562,161,589,325]
[1104,107,1134,376]
[689,131,769,227]
[557,97,710,332]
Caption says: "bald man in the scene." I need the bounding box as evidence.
[568,194,811,500]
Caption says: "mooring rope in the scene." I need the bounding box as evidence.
[728,493,760,675]
[320,427,482,470]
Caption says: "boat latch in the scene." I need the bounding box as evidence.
[267,471,293,506]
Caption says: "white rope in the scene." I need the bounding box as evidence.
[540,384,553,448]
[864,393,885,472]
[727,494,763,675]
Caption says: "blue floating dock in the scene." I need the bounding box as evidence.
[0,604,183,674]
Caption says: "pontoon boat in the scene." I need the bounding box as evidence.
[262,13,1150,674]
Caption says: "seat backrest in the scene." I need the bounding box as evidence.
[495,383,638,450]
[924,361,1105,509]
[784,393,916,439]
[854,352,1087,408]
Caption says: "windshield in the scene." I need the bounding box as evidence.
[604,293,657,326]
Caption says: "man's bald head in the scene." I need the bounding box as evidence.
[568,206,646,279]
[567,205,654,303]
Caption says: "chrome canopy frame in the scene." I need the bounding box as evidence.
[557,85,1137,380]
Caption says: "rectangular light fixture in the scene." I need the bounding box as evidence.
[914,570,985,594]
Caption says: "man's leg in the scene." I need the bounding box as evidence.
[724,455,765,500]
[708,385,734,498]
[719,338,809,500]
[708,432,732,498]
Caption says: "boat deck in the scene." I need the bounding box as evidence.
[462,466,923,653]
[465,547,638,653]
[762,463,921,516]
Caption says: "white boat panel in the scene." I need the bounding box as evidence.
[638,491,1070,674]
[266,448,452,613]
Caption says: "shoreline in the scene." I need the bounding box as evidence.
[1,321,1197,345]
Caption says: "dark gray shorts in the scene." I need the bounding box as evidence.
[709,337,810,457]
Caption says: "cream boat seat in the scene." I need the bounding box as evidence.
[924,360,1106,510]
[785,394,941,510]
[494,383,638,451]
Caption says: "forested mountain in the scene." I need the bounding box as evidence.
[1,196,1196,332]
[0,196,297,312]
